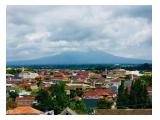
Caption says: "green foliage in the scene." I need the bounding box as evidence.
[91,70,103,74]
[140,75,152,87]
[9,91,19,100]
[6,68,22,75]
[121,63,152,71]
[117,80,129,109]
[34,82,69,114]
[35,78,42,87]
[31,88,41,96]
[49,81,69,114]
[34,89,53,111]
[67,89,87,114]
[50,71,55,75]
[6,98,17,110]
[129,79,151,108]
[70,90,83,98]
[117,78,151,109]
[69,100,87,114]
[33,81,88,114]
[97,99,113,109]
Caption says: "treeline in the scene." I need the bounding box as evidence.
[6,68,22,75]
[117,78,152,109]
[7,63,152,72]
[121,63,152,71]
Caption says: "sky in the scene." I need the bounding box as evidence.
[7,5,152,61]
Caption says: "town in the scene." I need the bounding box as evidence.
[6,64,152,115]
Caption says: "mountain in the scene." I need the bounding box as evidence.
[7,50,151,65]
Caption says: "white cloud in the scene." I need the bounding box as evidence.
[7,5,152,61]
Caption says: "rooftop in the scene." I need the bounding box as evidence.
[6,106,43,115]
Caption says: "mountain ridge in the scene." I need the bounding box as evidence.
[7,50,151,65]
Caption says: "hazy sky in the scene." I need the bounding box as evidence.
[7,5,152,61]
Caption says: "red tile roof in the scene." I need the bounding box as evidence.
[16,97,35,101]
[111,79,121,82]
[83,89,115,99]
[36,74,45,79]
[73,79,85,83]
[7,106,43,115]
[54,72,64,77]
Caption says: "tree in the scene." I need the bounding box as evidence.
[6,68,21,75]
[117,80,129,109]
[31,88,41,96]
[69,99,87,114]
[35,78,42,87]
[50,71,55,75]
[49,81,69,114]
[140,75,152,87]
[129,79,151,108]
[97,99,113,109]
[6,98,17,110]
[70,90,83,98]
[9,91,19,100]
[34,89,53,111]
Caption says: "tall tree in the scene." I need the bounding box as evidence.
[9,91,19,100]
[129,79,151,108]
[34,89,53,111]
[49,81,69,114]
[117,80,129,109]
[140,75,152,87]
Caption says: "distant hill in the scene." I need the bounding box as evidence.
[7,50,151,65]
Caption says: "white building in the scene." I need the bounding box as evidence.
[18,72,39,79]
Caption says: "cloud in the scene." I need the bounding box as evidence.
[7,5,152,61]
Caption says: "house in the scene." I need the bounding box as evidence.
[59,107,78,115]
[108,86,118,94]
[94,78,106,88]
[66,83,91,91]
[83,88,116,100]
[18,72,39,79]
[126,70,142,80]
[6,106,43,115]
[18,90,31,97]
[16,96,35,106]
[83,88,116,108]
[89,73,102,79]
[108,69,126,78]
[72,79,86,84]
[53,71,64,79]
[6,74,14,81]
[51,71,65,83]
[101,73,107,78]
[110,79,121,89]
[36,74,45,79]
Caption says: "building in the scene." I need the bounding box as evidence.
[83,88,116,99]
[110,79,121,89]
[83,88,116,108]
[6,106,43,115]
[16,96,35,106]
[18,72,39,79]
[59,107,78,115]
